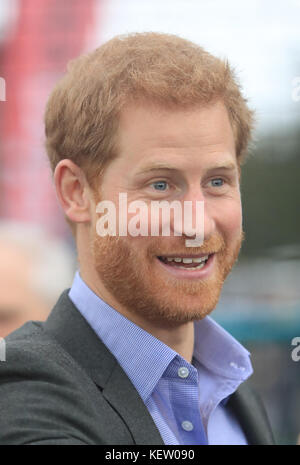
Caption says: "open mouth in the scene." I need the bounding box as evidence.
[157,254,213,270]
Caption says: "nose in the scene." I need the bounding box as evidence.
[172,187,216,247]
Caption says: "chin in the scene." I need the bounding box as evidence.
[146,282,223,326]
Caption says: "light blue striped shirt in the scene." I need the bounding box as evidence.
[69,271,253,445]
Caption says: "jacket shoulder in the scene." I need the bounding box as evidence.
[2,320,87,382]
[0,321,120,444]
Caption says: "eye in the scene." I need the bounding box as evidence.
[151,180,169,191]
[210,178,225,187]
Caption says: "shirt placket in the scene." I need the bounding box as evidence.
[165,359,208,445]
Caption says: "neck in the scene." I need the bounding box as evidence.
[79,265,195,364]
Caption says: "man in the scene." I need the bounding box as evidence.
[0,32,275,445]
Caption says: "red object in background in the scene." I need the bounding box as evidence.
[0,0,96,236]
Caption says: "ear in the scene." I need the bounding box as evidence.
[54,159,92,224]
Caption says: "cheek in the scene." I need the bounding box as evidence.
[217,199,242,241]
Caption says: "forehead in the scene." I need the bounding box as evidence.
[115,100,237,173]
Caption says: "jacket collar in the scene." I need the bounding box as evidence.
[44,290,164,445]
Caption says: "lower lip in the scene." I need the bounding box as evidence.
[156,254,215,280]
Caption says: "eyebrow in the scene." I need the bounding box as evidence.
[136,161,237,175]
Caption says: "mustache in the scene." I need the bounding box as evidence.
[146,232,229,257]
[95,230,245,259]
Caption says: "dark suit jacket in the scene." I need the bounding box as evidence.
[0,290,275,445]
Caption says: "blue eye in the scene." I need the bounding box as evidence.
[152,181,168,191]
[211,178,224,187]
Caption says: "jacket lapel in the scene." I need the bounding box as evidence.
[227,382,276,445]
[44,290,164,445]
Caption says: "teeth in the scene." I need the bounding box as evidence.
[193,257,207,263]
[163,255,209,264]
[175,262,206,270]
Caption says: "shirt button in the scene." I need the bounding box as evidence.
[178,366,189,378]
[181,420,194,432]
[229,361,238,369]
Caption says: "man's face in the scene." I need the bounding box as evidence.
[91,100,243,326]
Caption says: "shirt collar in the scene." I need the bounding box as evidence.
[193,317,252,381]
[69,271,177,402]
[69,271,252,403]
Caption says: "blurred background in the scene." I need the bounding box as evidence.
[0,0,299,444]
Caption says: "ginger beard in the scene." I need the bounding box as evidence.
[92,228,244,327]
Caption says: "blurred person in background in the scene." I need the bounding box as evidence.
[0,221,75,338]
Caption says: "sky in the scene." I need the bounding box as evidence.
[94,0,300,132]
[1,0,300,132]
